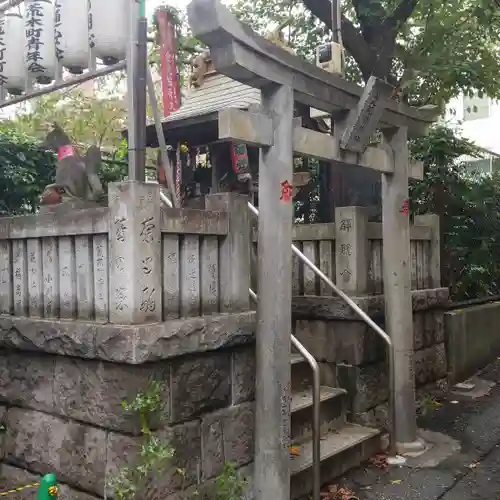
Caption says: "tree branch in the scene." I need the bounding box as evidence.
[383,0,419,31]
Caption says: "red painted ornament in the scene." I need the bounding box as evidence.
[400,199,409,215]
[280,180,293,202]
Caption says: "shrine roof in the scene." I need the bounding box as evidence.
[135,73,328,148]
[160,73,261,123]
[136,73,261,147]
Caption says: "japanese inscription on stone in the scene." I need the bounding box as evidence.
[12,240,26,315]
[340,243,352,257]
[340,76,393,153]
[114,217,127,242]
[181,236,199,316]
[42,238,58,317]
[335,207,367,292]
[58,236,75,318]
[109,184,161,323]
[339,219,353,232]
[138,202,158,316]
[163,235,180,318]
[142,256,152,275]
[187,252,198,307]
[140,286,156,312]
[115,286,128,311]
[93,235,109,320]
[75,236,93,319]
[280,381,291,449]
[201,237,218,313]
[27,240,42,314]
[0,242,9,286]
[337,217,354,283]
[111,212,130,315]
[0,241,11,313]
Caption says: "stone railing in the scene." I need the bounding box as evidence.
[0,183,250,324]
[252,207,440,297]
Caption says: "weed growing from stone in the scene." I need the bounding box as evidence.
[108,381,248,500]
[107,381,175,500]
[214,462,247,500]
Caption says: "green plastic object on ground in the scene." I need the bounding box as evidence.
[36,474,58,499]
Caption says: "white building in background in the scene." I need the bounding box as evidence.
[446,94,500,174]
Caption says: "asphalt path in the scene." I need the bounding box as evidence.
[337,359,500,500]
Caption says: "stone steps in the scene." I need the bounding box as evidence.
[290,424,381,499]
[289,352,381,498]
[291,386,346,445]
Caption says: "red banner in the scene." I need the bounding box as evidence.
[157,10,180,117]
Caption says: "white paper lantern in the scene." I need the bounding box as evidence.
[0,13,25,95]
[24,0,56,84]
[54,0,89,74]
[88,0,128,65]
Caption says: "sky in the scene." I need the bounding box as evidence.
[146,0,233,18]
[146,0,190,18]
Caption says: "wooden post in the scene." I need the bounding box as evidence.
[108,181,162,324]
[254,84,293,500]
[381,127,418,448]
[414,214,441,288]
[205,192,250,312]
[335,206,368,294]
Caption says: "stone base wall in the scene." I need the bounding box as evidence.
[293,289,450,430]
[445,302,500,384]
[0,312,256,500]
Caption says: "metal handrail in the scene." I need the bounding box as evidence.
[247,201,396,460]
[249,281,321,500]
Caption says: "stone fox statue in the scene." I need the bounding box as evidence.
[40,123,104,205]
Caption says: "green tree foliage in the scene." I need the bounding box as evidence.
[0,124,56,215]
[410,125,500,299]
[8,86,127,149]
[232,0,500,106]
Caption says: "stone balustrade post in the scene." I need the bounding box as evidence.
[108,181,162,324]
[205,192,250,312]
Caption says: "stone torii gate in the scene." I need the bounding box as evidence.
[187,0,437,497]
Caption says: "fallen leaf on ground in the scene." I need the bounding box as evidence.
[321,484,359,500]
[391,479,402,485]
[368,453,389,471]
[428,400,443,407]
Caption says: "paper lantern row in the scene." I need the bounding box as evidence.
[0,0,129,95]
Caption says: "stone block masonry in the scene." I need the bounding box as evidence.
[0,311,257,499]
[293,288,450,430]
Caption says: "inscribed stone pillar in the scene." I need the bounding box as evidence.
[335,206,368,294]
[254,83,293,500]
[381,127,417,446]
[108,181,162,324]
